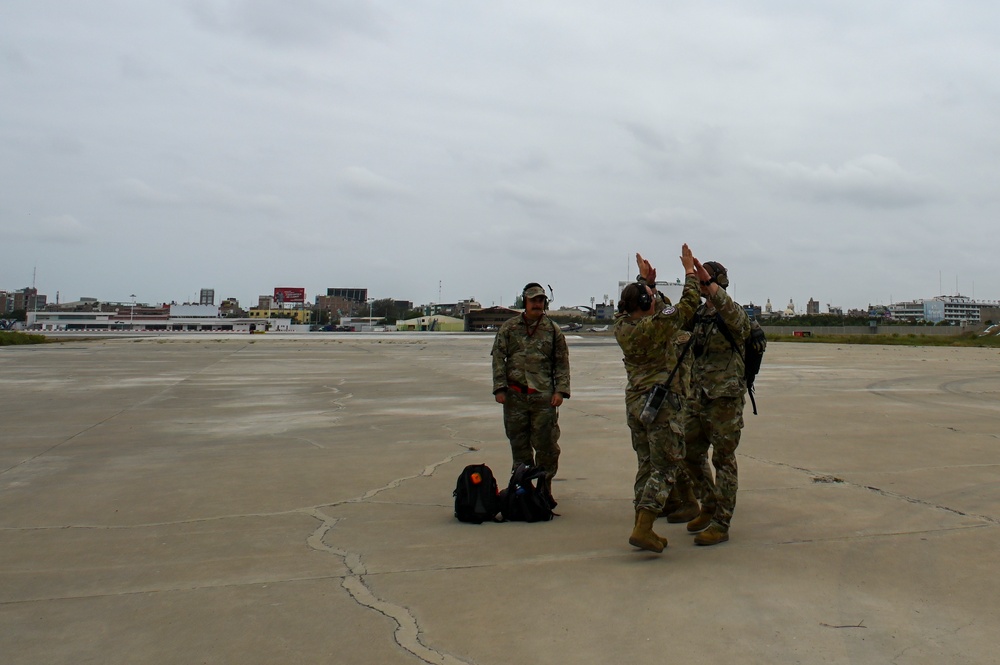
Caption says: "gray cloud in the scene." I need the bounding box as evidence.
[189,0,387,48]
[490,181,555,211]
[338,167,410,200]
[1,214,94,244]
[114,179,180,207]
[3,1,999,311]
[113,178,282,214]
[748,154,948,209]
[182,178,284,214]
[620,121,675,153]
[639,207,705,230]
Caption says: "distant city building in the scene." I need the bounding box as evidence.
[220,297,243,317]
[395,314,464,332]
[26,306,288,332]
[170,304,220,318]
[4,287,46,312]
[550,307,587,320]
[200,288,215,306]
[327,287,368,304]
[248,305,313,324]
[806,298,820,315]
[888,295,1000,323]
[45,297,100,312]
[744,302,763,320]
[466,306,518,331]
[429,299,481,318]
[594,302,616,321]
[315,294,356,319]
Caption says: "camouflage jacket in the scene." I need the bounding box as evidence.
[614,275,701,407]
[492,314,571,396]
[688,286,751,399]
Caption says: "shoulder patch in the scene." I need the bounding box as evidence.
[661,305,677,316]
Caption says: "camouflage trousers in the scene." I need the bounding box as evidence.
[684,393,745,529]
[503,389,560,480]
[627,397,685,513]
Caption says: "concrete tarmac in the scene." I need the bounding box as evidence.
[1,334,998,664]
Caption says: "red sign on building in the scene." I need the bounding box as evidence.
[274,287,306,303]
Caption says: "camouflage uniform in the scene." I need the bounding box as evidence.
[614,276,700,513]
[492,314,571,480]
[684,287,751,531]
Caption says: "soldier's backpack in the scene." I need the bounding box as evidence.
[499,463,555,522]
[717,317,767,415]
[453,464,500,524]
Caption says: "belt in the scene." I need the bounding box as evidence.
[508,382,539,395]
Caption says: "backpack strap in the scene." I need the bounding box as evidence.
[705,311,759,415]
[712,312,743,358]
[660,328,697,396]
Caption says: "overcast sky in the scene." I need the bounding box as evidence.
[3,1,999,312]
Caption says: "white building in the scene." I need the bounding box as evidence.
[26,309,280,332]
[618,278,684,307]
[889,295,1000,323]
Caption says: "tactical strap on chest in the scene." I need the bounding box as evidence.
[661,328,698,395]
[713,312,743,357]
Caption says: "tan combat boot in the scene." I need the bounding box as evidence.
[693,523,729,546]
[666,482,700,523]
[629,509,665,553]
[658,484,682,517]
[686,506,715,533]
[636,509,668,547]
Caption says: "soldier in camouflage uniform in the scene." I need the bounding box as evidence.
[683,261,751,546]
[614,246,707,553]
[492,283,571,498]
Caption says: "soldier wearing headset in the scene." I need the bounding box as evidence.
[614,246,706,553]
[491,283,571,502]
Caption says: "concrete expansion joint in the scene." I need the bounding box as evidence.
[302,451,475,665]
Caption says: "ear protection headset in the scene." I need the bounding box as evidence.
[635,283,652,311]
[522,283,549,309]
[702,261,729,289]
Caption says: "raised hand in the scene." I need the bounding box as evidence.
[636,252,657,284]
[693,258,712,283]
[680,244,696,274]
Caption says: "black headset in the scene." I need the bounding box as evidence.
[522,283,549,309]
[635,283,652,311]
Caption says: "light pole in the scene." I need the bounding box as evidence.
[368,298,375,331]
[130,294,136,329]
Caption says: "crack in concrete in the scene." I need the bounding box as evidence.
[1,445,480,660]
[776,523,990,545]
[304,446,475,665]
[741,452,1000,526]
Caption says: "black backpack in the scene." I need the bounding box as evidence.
[717,317,767,415]
[743,320,767,411]
[499,463,555,522]
[453,464,500,524]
